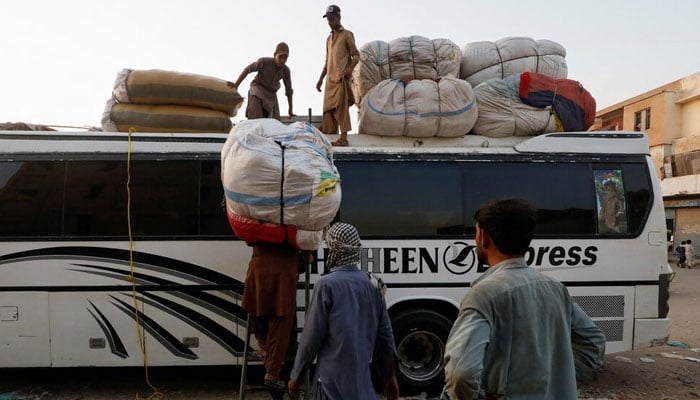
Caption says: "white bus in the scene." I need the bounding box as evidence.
[0,130,671,395]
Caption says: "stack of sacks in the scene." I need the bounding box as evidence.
[472,72,595,137]
[360,75,477,137]
[102,69,243,133]
[221,119,341,250]
[352,36,462,106]
[460,37,567,87]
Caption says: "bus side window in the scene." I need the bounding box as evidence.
[64,160,128,237]
[0,161,64,237]
[129,160,199,237]
[336,161,465,237]
[200,160,233,236]
[462,162,596,236]
[620,164,652,234]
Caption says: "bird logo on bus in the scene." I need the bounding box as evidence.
[443,241,479,275]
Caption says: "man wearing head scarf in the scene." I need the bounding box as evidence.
[232,42,295,120]
[288,223,399,400]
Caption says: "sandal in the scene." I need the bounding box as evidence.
[264,378,286,390]
[332,138,349,147]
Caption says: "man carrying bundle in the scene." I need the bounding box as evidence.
[242,243,310,393]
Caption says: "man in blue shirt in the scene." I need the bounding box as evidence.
[288,222,399,399]
[442,198,605,399]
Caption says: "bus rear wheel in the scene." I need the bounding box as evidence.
[392,308,453,396]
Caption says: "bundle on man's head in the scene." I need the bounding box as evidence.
[325,222,361,270]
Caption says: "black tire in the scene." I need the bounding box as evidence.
[391,308,453,396]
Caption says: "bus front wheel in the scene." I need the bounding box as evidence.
[392,308,453,396]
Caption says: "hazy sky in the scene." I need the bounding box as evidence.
[2,0,699,129]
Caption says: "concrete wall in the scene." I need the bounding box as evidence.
[674,134,700,154]
[661,175,700,197]
[680,101,700,138]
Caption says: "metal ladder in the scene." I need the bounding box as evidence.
[238,261,312,400]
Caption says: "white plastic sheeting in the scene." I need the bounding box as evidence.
[352,36,461,105]
[359,75,477,137]
[221,119,341,249]
[460,37,567,87]
[472,75,559,137]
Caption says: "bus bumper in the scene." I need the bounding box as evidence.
[633,318,670,348]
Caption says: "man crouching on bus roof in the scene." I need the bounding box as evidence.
[441,198,605,400]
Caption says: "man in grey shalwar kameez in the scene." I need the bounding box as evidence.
[287,223,399,400]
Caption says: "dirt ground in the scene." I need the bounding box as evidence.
[577,260,700,400]
[1,260,698,400]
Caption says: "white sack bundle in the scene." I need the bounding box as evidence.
[221,119,341,233]
[471,75,559,137]
[352,36,461,105]
[359,75,477,137]
[460,37,567,87]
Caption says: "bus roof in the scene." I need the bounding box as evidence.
[0,130,650,156]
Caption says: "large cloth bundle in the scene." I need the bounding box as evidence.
[113,69,243,116]
[101,100,233,133]
[359,75,477,137]
[221,119,341,250]
[472,75,560,137]
[460,37,567,88]
[352,36,461,105]
[519,72,596,131]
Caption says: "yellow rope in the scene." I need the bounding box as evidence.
[127,127,165,400]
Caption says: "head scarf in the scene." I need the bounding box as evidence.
[325,222,361,270]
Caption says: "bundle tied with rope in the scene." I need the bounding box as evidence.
[352,35,462,109]
[221,119,341,250]
[352,35,476,137]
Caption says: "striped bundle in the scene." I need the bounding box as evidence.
[102,69,243,133]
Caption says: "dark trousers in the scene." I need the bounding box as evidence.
[251,313,295,378]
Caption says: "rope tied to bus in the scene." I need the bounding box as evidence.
[126,127,165,400]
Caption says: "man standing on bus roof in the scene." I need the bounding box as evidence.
[441,198,605,400]
[317,4,360,147]
[231,42,295,120]
[287,222,399,400]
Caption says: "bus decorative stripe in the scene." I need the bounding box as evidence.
[87,301,129,359]
[0,246,244,292]
[138,292,249,356]
[110,296,198,360]
[72,263,247,322]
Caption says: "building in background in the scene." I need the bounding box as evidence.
[592,71,700,254]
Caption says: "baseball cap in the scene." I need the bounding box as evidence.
[274,42,289,56]
[322,5,340,18]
